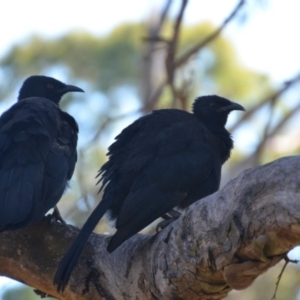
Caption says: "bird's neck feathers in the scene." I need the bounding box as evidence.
[198,113,228,130]
[216,131,234,163]
[199,115,234,163]
[17,93,61,105]
[17,90,31,101]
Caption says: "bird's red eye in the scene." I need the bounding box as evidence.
[47,84,54,89]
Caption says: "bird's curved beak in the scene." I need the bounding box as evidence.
[58,84,85,94]
[222,102,245,112]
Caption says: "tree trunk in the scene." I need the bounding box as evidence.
[0,156,300,300]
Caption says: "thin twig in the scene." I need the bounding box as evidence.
[271,254,299,300]
[81,109,141,151]
[142,36,169,43]
[146,0,245,111]
[251,97,300,165]
[158,0,173,29]
[166,0,188,88]
[174,0,245,69]
[230,73,300,132]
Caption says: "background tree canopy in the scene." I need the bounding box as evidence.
[1,0,300,299]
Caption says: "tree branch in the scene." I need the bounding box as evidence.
[229,72,300,132]
[145,0,245,112]
[165,0,188,104]
[1,156,300,299]
[174,0,245,69]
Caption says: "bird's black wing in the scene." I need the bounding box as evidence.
[99,109,197,219]
[107,119,215,252]
[0,100,52,230]
[59,111,78,179]
[43,110,78,209]
[0,99,78,231]
[100,109,193,179]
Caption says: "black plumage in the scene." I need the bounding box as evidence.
[0,75,83,231]
[54,95,245,292]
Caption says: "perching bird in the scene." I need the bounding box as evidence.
[0,75,84,231]
[54,95,245,292]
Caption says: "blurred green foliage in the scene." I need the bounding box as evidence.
[0,22,271,101]
[0,24,144,92]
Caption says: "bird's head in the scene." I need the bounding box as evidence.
[18,75,84,104]
[192,95,245,128]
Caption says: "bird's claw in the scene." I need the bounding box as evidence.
[48,207,66,224]
[156,210,181,232]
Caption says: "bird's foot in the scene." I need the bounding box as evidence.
[163,209,181,220]
[156,210,181,232]
[48,207,66,224]
[33,289,53,298]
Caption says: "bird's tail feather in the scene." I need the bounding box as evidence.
[54,198,111,292]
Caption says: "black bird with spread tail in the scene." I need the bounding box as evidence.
[54,95,245,292]
[0,75,84,231]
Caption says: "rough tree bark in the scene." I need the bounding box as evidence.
[0,156,300,300]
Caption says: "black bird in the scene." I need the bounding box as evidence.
[0,75,84,231]
[54,95,245,291]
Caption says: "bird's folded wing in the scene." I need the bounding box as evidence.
[0,105,51,231]
[116,120,215,225]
